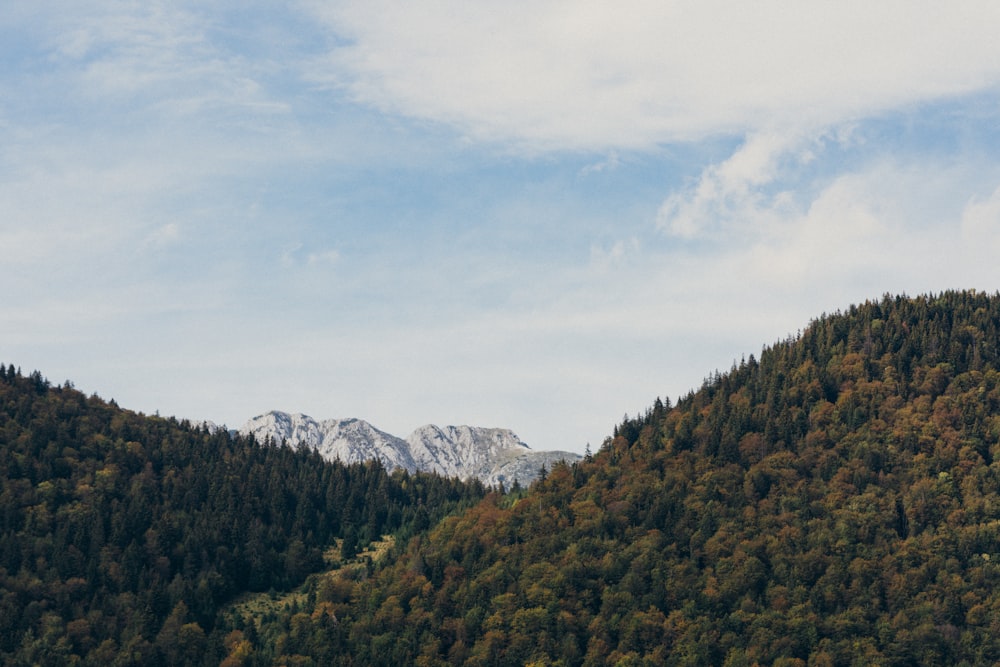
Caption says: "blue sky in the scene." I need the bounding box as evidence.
[4,2,1000,453]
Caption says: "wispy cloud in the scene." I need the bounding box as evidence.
[281,244,341,268]
[961,183,1000,250]
[580,151,621,176]
[42,2,284,121]
[655,130,815,239]
[144,222,181,247]
[589,237,639,272]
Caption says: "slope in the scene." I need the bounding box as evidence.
[0,370,485,665]
[241,291,1000,665]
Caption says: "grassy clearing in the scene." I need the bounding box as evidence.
[227,535,395,628]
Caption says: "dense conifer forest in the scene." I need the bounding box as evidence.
[0,370,485,665]
[8,290,1000,665]
[236,290,1000,665]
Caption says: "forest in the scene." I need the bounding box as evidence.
[7,290,1000,665]
[233,290,1000,665]
[0,368,485,665]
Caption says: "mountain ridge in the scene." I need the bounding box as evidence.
[238,410,581,486]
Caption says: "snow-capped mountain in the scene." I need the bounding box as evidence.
[240,412,417,472]
[238,411,581,486]
[406,424,527,480]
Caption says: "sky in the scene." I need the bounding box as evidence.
[3,2,1000,454]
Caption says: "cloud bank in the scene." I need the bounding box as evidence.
[311,1,1000,150]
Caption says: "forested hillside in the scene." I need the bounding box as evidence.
[10,291,1000,665]
[0,370,485,665]
[243,291,1000,665]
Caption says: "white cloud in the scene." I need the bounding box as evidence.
[656,130,812,238]
[307,1,1000,151]
[50,4,209,94]
[307,249,341,266]
[280,243,341,269]
[741,170,890,287]
[664,154,1000,301]
[961,184,1000,249]
[20,2,295,132]
[580,151,621,175]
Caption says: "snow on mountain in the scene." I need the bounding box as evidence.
[406,424,530,480]
[482,449,582,489]
[195,420,228,435]
[238,411,581,486]
[239,412,416,473]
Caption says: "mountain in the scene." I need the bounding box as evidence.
[237,291,1000,665]
[240,412,418,472]
[240,411,581,486]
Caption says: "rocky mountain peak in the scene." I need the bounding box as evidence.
[239,410,580,486]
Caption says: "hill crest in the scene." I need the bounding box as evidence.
[244,290,1000,665]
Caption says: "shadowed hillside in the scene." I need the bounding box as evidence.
[0,371,485,665]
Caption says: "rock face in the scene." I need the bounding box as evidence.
[239,412,416,472]
[239,411,581,486]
